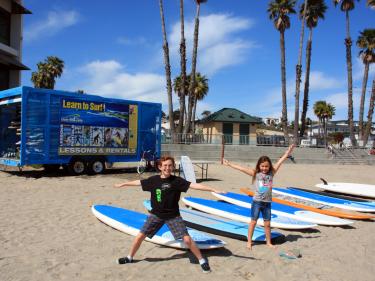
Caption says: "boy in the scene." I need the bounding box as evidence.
[114,156,225,273]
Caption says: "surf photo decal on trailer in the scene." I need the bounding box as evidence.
[58,98,138,155]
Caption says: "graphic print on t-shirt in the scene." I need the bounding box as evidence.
[156,183,172,202]
[258,174,273,195]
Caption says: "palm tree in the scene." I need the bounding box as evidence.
[31,56,64,89]
[363,80,375,147]
[173,73,208,131]
[201,110,211,118]
[173,75,189,126]
[313,100,335,146]
[268,0,296,144]
[313,100,326,137]
[299,0,327,138]
[293,0,308,144]
[177,0,187,134]
[191,73,209,132]
[158,0,174,135]
[333,0,359,147]
[356,29,375,139]
[184,0,207,134]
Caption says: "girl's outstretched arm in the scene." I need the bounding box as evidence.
[223,158,255,176]
[114,180,141,188]
[273,144,295,174]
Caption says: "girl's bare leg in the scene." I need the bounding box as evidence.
[264,220,275,248]
[247,220,257,250]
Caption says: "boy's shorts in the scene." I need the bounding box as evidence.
[140,214,189,239]
[250,200,271,221]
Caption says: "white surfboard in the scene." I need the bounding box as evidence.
[180,156,196,183]
[316,182,375,199]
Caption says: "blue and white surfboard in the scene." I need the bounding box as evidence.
[273,187,375,213]
[143,200,284,242]
[182,197,317,230]
[92,205,226,249]
[213,192,353,226]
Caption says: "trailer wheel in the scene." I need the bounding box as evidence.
[68,159,86,175]
[88,159,105,175]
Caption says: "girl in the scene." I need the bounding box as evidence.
[223,144,295,250]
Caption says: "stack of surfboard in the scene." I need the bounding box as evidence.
[212,192,354,226]
[240,187,375,220]
[182,196,319,229]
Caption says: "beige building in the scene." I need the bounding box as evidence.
[197,108,262,144]
[0,0,30,90]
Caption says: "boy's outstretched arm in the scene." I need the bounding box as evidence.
[273,144,295,174]
[189,182,225,194]
[114,179,141,188]
[223,158,255,176]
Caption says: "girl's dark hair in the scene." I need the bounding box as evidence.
[252,156,274,183]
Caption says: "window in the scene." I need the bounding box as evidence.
[0,67,10,90]
[0,8,11,46]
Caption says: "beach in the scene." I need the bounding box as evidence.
[1,163,375,281]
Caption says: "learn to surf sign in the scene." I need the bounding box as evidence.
[59,98,138,156]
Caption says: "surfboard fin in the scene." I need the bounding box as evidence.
[320,178,328,185]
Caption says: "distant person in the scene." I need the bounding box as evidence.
[223,144,295,250]
[114,156,225,273]
[104,128,112,146]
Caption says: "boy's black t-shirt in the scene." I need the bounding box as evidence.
[141,175,190,219]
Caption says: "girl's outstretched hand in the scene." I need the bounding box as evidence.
[222,158,229,166]
[287,144,295,155]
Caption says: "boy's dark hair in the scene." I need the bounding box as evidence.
[252,156,274,183]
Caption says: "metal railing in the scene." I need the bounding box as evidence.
[161,133,333,147]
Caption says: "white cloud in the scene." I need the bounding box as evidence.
[353,57,375,83]
[24,10,80,42]
[169,13,256,75]
[62,60,167,104]
[309,71,343,90]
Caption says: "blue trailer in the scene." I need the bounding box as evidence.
[0,86,161,175]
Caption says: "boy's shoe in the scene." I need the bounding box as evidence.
[200,262,211,273]
[117,257,133,264]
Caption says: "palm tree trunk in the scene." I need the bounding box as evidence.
[177,0,187,134]
[192,97,198,133]
[280,31,289,144]
[345,10,356,146]
[362,79,375,147]
[359,62,370,140]
[159,0,174,135]
[300,30,313,138]
[293,0,308,145]
[184,3,201,134]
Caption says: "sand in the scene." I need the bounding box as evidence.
[1,163,375,281]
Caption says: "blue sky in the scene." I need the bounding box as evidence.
[21,0,374,122]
